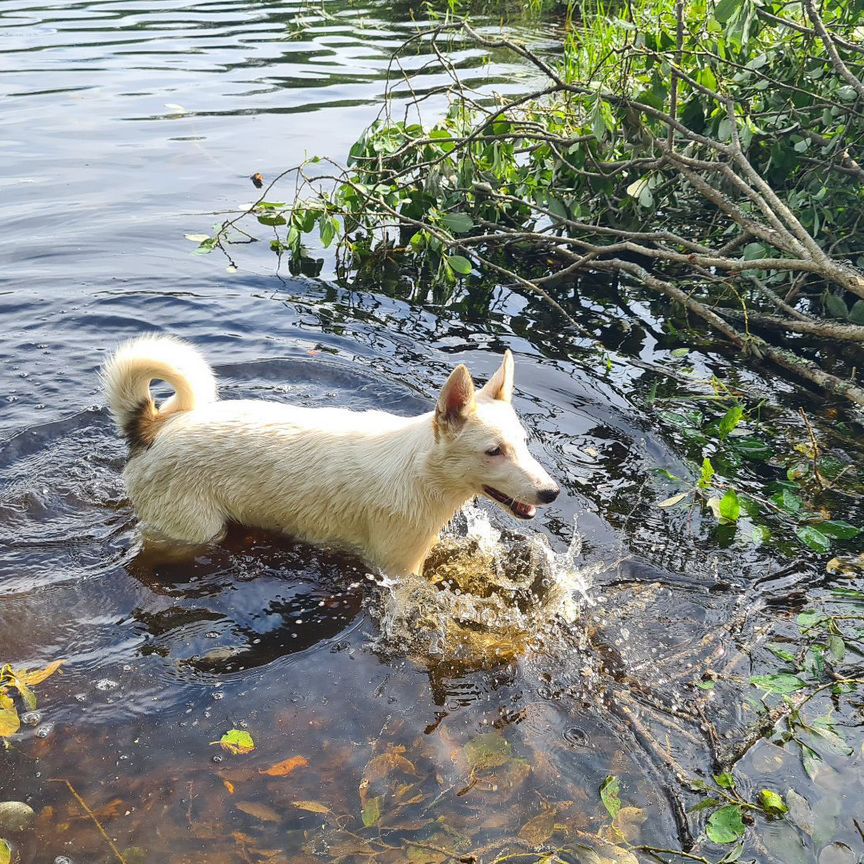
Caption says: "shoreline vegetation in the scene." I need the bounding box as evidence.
[202,0,864,410]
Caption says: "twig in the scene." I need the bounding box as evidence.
[49,779,129,864]
[803,0,864,102]
[635,846,711,864]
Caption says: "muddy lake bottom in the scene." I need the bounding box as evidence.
[2,0,864,861]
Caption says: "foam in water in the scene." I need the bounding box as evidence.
[370,504,603,667]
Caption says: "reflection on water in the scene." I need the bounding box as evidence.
[129,527,369,674]
[2,0,863,861]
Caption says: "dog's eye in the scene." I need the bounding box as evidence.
[485,446,503,457]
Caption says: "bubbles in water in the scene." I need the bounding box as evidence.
[36,723,54,738]
[563,726,590,748]
[21,711,42,726]
[371,505,603,667]
[95,678,118,691]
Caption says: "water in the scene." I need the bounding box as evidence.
[2,1,864,863]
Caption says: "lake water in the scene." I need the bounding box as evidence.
[2,1,863,863]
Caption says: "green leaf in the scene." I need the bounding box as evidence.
[707,805,746,844]
[600,775,621,820]
[817,521,860,540]
[689,797,722,813]
[193,237,219,255]
[772,489,802,515]
[257,214,286,227]
[714,772,736,789]
[0,839,9,864]
[832,588,864,600]
[824,293,849,319]
[361,795,382,828]
[765,643,797,664]
[671,347,690,358]
[548,198,569,221]
[732,438,772,461]
[319,215,336,248]
[719,841,745,863]
[750,673,806,695]
[695,680,716,691]
[440,213,474,234]
[758,790,788,816]
[714,0,740,24]
[698,457,715,491]
[796,526,831,554]
[465,731,512,772]
[797,611,825,632]
[801,743,821,780]
[751,525,771,544]
[804,645,826,680]
[810,716,852,754]
[214,729,255,755]
[446,255,472,275]
[827,634,845,662]
[849,300,864,325]
[718,405,744,438]
[719,490,741,523]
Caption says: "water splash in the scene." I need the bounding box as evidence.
[371,505,604,667]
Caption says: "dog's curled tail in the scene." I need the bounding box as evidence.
[102,334,217,453]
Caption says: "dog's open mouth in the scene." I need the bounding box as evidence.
[482,486,537,520]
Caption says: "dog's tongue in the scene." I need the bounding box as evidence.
[512,501,536,519]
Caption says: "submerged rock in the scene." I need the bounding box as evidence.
[0,801,35,833]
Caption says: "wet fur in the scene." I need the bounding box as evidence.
[102,335,558,575]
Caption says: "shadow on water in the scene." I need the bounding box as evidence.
[128,528,369,674]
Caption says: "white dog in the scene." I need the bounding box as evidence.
[102,335,559,576]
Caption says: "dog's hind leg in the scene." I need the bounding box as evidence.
[137,496,226,546]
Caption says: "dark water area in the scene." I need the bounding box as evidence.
[2,2,864,864]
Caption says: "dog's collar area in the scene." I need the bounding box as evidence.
[482,485,537,520]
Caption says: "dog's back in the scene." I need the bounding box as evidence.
[102,336,450,571]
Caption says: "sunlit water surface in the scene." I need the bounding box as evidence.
[2,2,863,863]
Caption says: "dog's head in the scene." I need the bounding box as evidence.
[433,351,559,520]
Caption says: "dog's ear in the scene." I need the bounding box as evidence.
[436,364,475,433]
[479,350,514,402]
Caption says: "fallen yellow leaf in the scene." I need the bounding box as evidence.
[235,801,281,822]
[292,800,330,814]
[223,780,235,795]
[259,755,309,777]
[20,660,65,687]
[0,705,20,737]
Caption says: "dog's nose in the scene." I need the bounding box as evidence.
[537,485,560,504]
